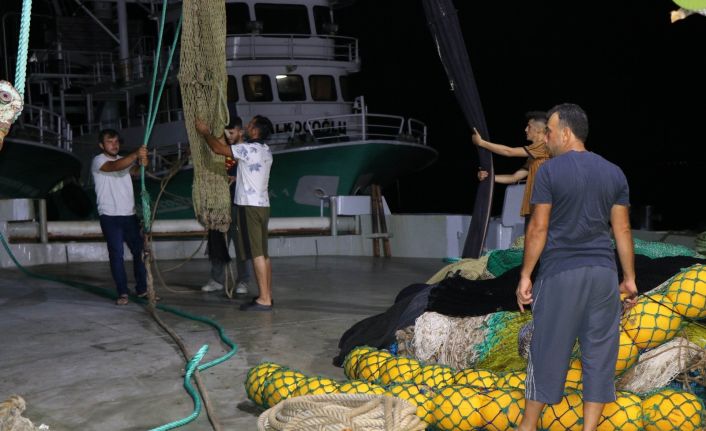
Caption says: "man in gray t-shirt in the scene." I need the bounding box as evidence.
[515,103,638,431]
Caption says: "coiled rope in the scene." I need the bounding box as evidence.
[257,394,427,431]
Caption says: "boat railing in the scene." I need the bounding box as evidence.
[407,118,428,145]
[226,33,358,63]
[20,49,116,85]
[12,104,73,151]
[148,142,191,174]
[303,113,428,145]
[75,107,185,136]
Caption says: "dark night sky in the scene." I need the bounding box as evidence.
[3,0,705,230]
[337,0,706,231]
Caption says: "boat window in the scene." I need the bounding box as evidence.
[227,75,239,102]
[225,3,251,34]
[276,75,306,102]
[339,75,359,102]
[309,75,336,101]
[254,4,310,35]
[243,75,273,102]
[313,6,333,35]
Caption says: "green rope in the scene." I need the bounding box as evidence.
[139,2,183,233]
[0,230,238,429]
[149,344,209,431]
[13,0,32,100]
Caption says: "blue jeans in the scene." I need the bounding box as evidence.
[99,215,147,296]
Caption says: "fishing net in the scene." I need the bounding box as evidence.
[683,321,706,347]
[664,264,706,319]
[245,255,706,429]
[696,231,706,256]
[178,0,231,231]
[485,248,524,277]
[617,337,703,394]
[402,311,531,372]
[425,256,490,285]
[409,312,485,368]
[246,348,706,430]
[257,393,427,431]
[641,388,703,431]
[631,237,701,259]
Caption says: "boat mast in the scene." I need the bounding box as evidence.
[116,0,130,81]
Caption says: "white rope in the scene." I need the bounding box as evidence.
[412,312,487,369]
[616,337,703,394]
[257,394,426,431]
[0,395,48,431]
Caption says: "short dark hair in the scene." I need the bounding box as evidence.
[250,115,274,140]
[547,103,589,142]
[525,111,547,124]
[98,129,119,144]
[225,113,242,130]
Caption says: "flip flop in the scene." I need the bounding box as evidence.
[116,295,129,306]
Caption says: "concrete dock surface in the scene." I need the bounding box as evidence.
[0,255,443,430]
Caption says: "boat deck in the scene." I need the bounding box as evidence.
[0,255,442,430]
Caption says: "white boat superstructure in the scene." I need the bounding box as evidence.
[3,0,437,218]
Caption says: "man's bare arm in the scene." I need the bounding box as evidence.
[611,204,638,305]
[494,169,529,184]
[101,147,148,172]
[472,127,528,157]
[195,118,232,157]
[521,203,550,278]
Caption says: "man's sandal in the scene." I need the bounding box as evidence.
[116,295,129,305]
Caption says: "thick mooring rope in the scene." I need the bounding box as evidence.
[257,394,426,431]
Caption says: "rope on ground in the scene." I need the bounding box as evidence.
[131,0,227,428]
[147,154,210,294]
[0,231,238,431]
[257,394,427,431]
[149,345,208,431]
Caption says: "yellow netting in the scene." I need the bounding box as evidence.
[245,350,706,430]
[178,0,231,231]
[245,264,706,430]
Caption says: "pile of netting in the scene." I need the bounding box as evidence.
[245,240,706,430]
[245,341,704,430]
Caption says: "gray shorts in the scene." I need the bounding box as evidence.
[525,266,621,404]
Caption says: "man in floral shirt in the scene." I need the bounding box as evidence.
[196,115,274,311]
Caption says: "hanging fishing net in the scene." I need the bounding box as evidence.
[178,0,231,231]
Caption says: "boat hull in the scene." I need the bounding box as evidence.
[146,140,437,219]
[0,138,82,198]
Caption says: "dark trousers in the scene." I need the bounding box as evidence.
[98,215,147,296]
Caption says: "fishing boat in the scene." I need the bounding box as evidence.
[2,0,437,219]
